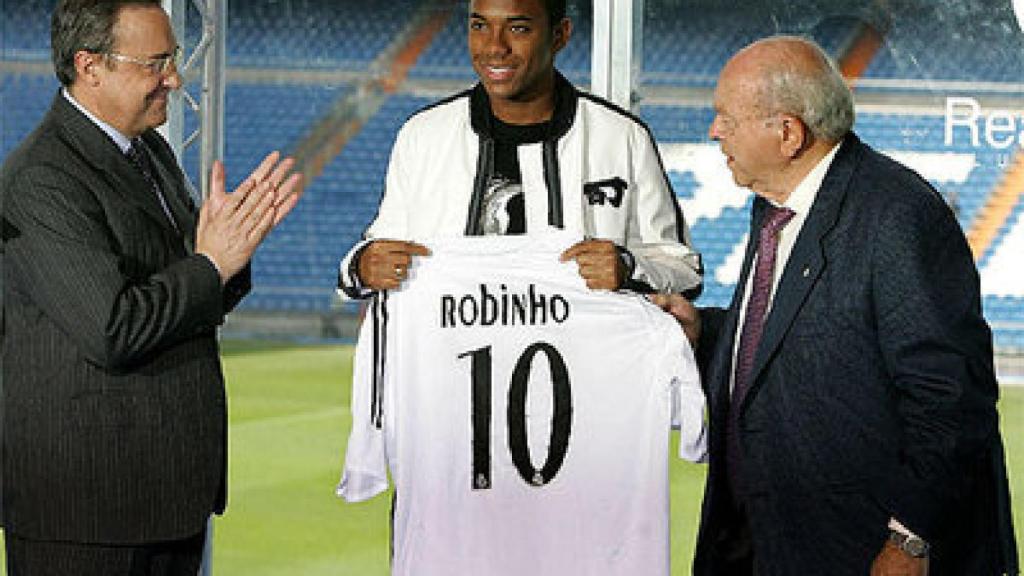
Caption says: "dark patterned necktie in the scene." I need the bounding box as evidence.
[726,204,796,500]
[126,138,178,232]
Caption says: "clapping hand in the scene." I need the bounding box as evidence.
[197,151,304,283]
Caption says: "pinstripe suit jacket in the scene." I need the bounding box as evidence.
[692,134,1018,575]
[0,92,249,544]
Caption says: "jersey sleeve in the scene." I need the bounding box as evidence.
[626,122,703,295]
[337,298,391,502]
[654,308,708,463]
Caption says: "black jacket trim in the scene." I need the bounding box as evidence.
[543,139,564,228]
[466,137,493,236]
[465,71,578,234]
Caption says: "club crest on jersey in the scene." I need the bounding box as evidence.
[583,177,627,208]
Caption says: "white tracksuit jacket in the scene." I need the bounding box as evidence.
[338,73,703,298]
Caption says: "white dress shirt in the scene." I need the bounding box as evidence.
[730,143,841,394]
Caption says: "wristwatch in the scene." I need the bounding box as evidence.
[615,246,636,279]
[889,530,930,558]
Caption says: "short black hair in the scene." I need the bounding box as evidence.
[51,0,162,86]
[542,0,568,25]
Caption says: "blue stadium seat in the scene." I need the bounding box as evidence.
[862,5,1024,85]
[3,1,1021,339]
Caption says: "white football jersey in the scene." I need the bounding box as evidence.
[337,233,706,576]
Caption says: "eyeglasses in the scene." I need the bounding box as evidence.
[105,45,182,75]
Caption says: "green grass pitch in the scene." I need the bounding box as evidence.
[1,341,1021,574]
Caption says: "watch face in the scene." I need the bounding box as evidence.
[891,531,929,558]
[904,538,928,557]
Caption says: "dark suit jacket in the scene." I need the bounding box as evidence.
[693,134,1018,576]
[0,92,249,544]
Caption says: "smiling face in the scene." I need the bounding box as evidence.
[74,4,181,137]
[468,0,570,124]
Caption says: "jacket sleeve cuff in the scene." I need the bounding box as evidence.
[888,518,926,543]
[875,469,947,543]
[337,239,374,300]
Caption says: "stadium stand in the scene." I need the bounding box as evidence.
[0,0,54,60]
[239,92,428,312]
[0,0,422,68]
[642,7,777,87]
[225,0,420,70]
[861,4,1024,85]
[181,82,351,188]
[1,0,1021,351]
[0,73,59,159]
[181,81,355,311]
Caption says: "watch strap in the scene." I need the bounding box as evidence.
[615,245,636,279]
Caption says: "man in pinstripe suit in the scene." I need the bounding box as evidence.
[0,0,302,573]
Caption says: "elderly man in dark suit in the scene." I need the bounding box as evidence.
[654,36,1018,576]
[0,0,302,573]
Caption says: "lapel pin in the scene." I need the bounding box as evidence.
[802,266,811,277]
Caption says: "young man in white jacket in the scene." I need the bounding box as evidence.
[338,0,702,297]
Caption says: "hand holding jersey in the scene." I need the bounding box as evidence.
[649,293,702,346]
[338,234,708,576]
[560,238,628,290]
[358,237,629,292]
[356,239,431,291]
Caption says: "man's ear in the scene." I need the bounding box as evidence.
[552,18,572,53]
[779,114,808,159]
[73,50,102,87]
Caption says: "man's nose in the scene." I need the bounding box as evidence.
[163,63,182,90]
[708,116,723,141]
[485,29,510,56]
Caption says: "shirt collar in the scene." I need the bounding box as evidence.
[62,88,134,154]
[776,142,841,215]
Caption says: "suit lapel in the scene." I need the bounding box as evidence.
[742,135,862,405]
[51,94,186,237]
[141,131,198,250]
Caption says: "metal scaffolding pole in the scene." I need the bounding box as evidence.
[162,0,186,158]
[164,0,226,201]
[590,0,645,112]
[162,1,225,575]
[198,0,226,199]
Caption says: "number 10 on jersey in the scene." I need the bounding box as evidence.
[458,343,573,491]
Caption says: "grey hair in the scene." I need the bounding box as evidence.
[753,35,855,142]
